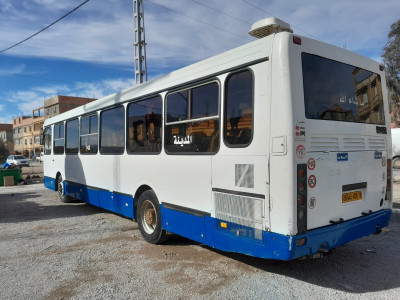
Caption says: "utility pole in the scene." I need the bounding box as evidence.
[133,0,147,84]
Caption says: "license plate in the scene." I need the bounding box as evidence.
[342,191,362,203]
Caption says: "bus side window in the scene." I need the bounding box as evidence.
[127,96,162,154]
[44,126,52,155]
[80,114,98,154]
[224,70,254,147]
[66,118,79,154]
[165,82,220,154]
[53,123,65,155]
[100,106,125,154]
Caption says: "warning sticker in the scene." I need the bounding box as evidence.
[307,158,316,170]
[296,145,306,159]
[309,197,316,209]
[382,156,386,167]
[308,175,317,188]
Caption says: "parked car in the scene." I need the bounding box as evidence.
[392,128,400,169]
[6,155,30,167]
[36,152,44,163]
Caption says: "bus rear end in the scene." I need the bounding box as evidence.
[269,31,392,259]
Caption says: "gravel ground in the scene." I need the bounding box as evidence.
[1,184,400,300]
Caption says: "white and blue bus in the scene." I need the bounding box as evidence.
[43,18,392,260]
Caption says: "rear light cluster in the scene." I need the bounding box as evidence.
[297,164,307,234]
[386,159,392,200]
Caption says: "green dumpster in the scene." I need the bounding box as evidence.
[0,168,22,186]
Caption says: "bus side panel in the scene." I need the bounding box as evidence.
[161,205,206,244]
[44,176,56,191]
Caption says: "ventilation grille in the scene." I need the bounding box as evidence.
[368,137,386,150]
[214,192,263,239]
[309,137,339,152]
[343,137,365,151]
[309,136,387,152]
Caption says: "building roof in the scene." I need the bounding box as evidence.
[0,123,13,131]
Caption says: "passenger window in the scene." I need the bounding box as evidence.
[127,96,162,154]
[224,70,254,147]
[80,114,98,154]
[53,123,65,155]
[165,82,219,154]
[44,126,52,155]
[100,106,125,154]
[166,90,188,122]
[66,118,79,154]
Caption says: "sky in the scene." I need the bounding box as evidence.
[0,0,399,123]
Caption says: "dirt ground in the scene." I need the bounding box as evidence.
[1,184,400,299]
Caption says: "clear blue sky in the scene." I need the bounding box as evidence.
[0,0,399,123]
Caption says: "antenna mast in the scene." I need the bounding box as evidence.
[133,0,147,84]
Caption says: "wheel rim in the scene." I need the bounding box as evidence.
[140,200,157,234]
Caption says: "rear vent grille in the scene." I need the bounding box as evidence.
[214,191,263,240]
[309,137,339,152]
[343,137,365,151]
[368,138,386,150]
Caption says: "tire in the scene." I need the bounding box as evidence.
[57,175,72,203]
[393,157,400,169]
[137,190,168,244]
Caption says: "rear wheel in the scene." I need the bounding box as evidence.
[137,190,168,244]
[57,175,72,203]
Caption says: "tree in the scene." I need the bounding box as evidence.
[382,19,400,125]
[0,139,10,163]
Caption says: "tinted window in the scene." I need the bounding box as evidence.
[191,83,219,119]
[127,96,162,154]
[165,82,220,154]
[302,53,385,124]
[165,120,219,153]
[66,119,79,154]
[224,70,253,146]
[166,90,188,122]
[44,126,52,155]
[53,123,64,155]
[80,114,98,154]
[100,106,125,154]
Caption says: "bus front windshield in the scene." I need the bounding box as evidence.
[302,53,385,125]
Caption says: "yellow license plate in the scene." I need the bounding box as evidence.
[342,191,363,203]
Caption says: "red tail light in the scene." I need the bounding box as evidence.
[297,164,307,234]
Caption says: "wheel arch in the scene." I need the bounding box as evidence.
[55,171,62,191]
[134,184,154,220]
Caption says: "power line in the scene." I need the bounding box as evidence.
[188,0,251,25]
[146,0,251,41]
[0,0,91,54]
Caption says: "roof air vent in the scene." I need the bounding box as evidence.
[249,17,293,39]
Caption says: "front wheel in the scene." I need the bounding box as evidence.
[137,190,168,244]
[57,175,72,203]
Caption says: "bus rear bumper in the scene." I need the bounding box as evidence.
[209,209,391,260]
[288,209,392,260]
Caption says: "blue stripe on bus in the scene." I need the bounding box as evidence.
[62,181,135,219]
[161,205,391,260]
[44,176,56,191]
[45,180,392,260]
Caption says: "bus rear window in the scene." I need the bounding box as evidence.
[302,53,385,125]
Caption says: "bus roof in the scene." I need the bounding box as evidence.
[44,35,273,125]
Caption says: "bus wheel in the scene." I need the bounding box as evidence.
[137,190,168,244]
[57,175,72,203]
